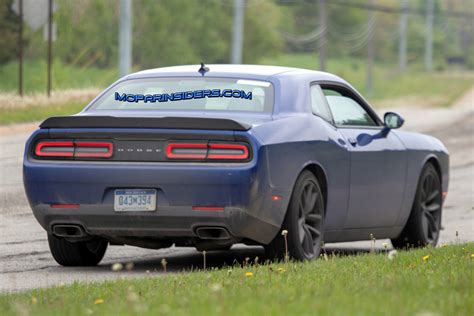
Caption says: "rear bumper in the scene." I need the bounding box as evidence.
[24,158,290,244]
[31,204,279,244]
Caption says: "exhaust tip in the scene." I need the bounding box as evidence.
[52,224,87,238]
[195,227,231,240]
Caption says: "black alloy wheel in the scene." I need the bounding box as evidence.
[392,163,442,248]
[266,170,325,261]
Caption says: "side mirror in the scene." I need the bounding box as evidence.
[384,112,404,129]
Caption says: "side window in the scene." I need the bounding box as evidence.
[322,88,376,127]
[310,85,333,123]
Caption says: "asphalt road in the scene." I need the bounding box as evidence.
[0,90,472,292]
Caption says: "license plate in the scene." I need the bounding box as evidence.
[114,189,157,212]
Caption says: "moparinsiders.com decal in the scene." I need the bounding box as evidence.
[115,89,252,103]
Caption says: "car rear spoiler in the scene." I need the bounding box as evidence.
[39,116,251,131]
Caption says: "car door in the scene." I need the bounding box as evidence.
[309,84,350,231]
[321,85,407,229]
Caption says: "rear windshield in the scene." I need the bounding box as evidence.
[89,77,274,113]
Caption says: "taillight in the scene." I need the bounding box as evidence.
[35,141,74,157]
[35,141,113,159]
[166,142,250,161]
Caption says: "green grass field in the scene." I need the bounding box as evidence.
[0,60,117,93]
[0,102,85,125]
[1,244,472,316]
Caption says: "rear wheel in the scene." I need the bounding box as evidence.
[265,171,325,261]
[48,234,108,266]
[392,163,442,249]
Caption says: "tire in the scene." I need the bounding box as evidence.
[48,234,108,266]
[265,170,325,261]
[392,163,442,249]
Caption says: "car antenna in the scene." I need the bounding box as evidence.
[198,62,209,76]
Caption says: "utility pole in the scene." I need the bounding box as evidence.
[119,0,132,77]
[47,0,53,97]
[399,0,408,72]
[18,0,23,96]
[231,0,245,64]
[318,0,327,71]
[425,0,434,71]
[366,0,374,96]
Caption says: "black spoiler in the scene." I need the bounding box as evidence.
[39,116,251,131]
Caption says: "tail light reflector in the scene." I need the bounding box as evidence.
[51,204,80,209]
[192,206,225,211]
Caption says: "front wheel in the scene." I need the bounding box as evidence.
[392,163,443,249]
[48,234,108,266]
[265,171,325,261]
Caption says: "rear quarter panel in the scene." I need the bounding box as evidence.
[251,114,351,231]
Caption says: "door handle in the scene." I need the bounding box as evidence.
[348,137,357,146]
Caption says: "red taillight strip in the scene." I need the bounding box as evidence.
[50,204,80,209]
[192,206,225,211]
[35,141,74,157]
[75,142,114,158]
[207,143,249,160]
[166,143,207,159]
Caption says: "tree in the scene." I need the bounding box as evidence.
[0,0,20,65]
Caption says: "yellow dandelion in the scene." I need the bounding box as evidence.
[94,298,104,305]
[31,296,38,304]
[277,267,286,273]
[245,272,254,277]
[470,253,474,258]
[422,255,430,262]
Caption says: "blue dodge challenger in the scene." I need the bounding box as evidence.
[23,65,449,265]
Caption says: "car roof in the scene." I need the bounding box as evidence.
[127,64,344,82]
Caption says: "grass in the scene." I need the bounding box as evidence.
[0,101,85,125]
[260,54,474,107]
[0,60,117,93]
[0,243,472,315]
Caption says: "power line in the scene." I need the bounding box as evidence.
[327,0,473,20]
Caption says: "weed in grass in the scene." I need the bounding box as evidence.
[281,229,289,262]
[369,233,377,253]
[125,262,134,271]
[202,251,207,270]
[161,258,168,273]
